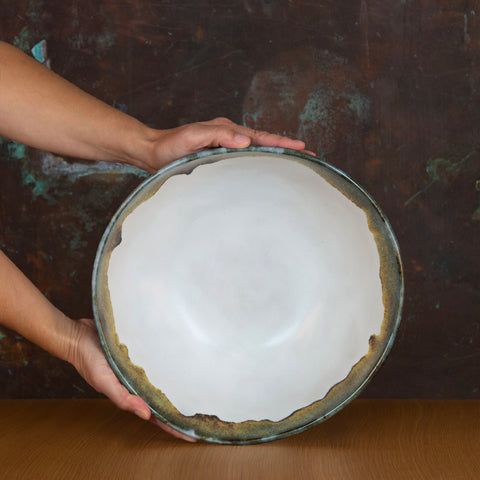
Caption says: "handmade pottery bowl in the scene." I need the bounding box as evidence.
[92,147,403,444]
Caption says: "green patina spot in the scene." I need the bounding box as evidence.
[17,153,147,205]
[31,39,48,64]
[95,28,117,53]
[472,206,480,222]
[242,108,265,127]
[427,152,476,182]
[13,26,34,52]
[347,92,371,120]
[0,331,6,341]
[298,80,370,151]
[407,152,479,207]
[278,89,296,108]
[7,142,28,160]
[21,170,57,204]
[69,22,116,58]
[426,158,456,181]
[69,230,88,251]
[435,303,440,310]
[299,88,336,144]
[75,207,99,234]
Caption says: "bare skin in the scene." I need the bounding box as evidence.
[0,41,307,441]
[0,42,307,171]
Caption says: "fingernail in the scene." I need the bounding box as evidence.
[135,409,150,420]
[234,134,250,146]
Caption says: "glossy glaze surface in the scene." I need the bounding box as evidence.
[109,154,383,422]
[93,148,402,442]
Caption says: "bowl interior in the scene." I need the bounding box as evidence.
[93,147,403,444]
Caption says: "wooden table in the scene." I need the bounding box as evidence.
[0,399,478,479]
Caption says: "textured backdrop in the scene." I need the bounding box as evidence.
[0,0,479,399]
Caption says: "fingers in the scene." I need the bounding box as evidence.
[203,117,306,151]
[104,380,196,442]
[96,359,196,441]
[99,368,152,420]
[109,384,197,442]
[102,374,151,420]
[148,117,314,171]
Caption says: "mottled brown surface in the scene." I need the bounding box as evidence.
[0,0,479,400]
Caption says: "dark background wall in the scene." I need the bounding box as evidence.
[0,0,479,399]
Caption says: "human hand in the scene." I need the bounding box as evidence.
[71,318,196,442]
[0,44,311,172]
[136,117,311,173]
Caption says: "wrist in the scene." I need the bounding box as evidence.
[116,120,161,173]
[47,311,83,365]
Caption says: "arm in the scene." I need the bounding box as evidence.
[0,41,306,173]
[0,250,79,369]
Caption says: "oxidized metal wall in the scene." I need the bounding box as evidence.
[0,0,479,399]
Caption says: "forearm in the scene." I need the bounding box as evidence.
[0,250,79,364]
[0,41,156,170]
[0,42,308,174]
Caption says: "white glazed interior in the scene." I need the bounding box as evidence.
[108,154,384,423]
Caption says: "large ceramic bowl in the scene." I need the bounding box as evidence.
[92,147,403,444]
